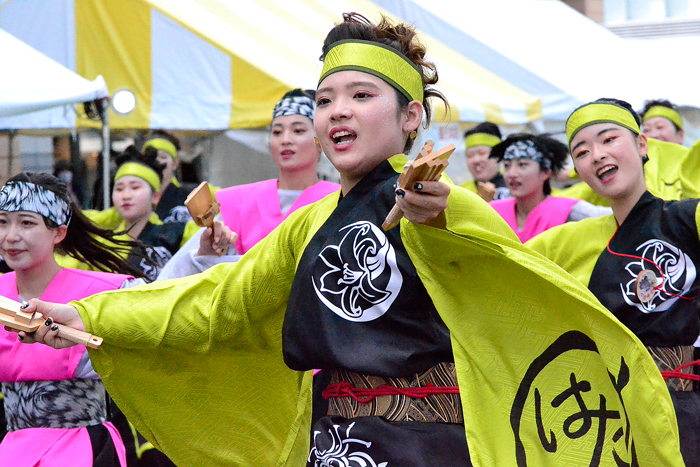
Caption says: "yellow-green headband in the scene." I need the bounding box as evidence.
[143,138,178,161]
[566,103,640,147]
[643,106,683,130]
[114,162,161,192]
[465,133,501,149]
[319,39,424,103]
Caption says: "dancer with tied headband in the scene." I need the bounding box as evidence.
[0,173,152,467]
[489,133,611,242]
[460,122,510,202]
[157,89,339,280]
[527,98,700,466]
[14,15,684,467]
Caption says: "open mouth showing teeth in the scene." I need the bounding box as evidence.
[332,130,357,145]
[596,165,617,181]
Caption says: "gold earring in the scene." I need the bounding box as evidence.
[313,137,320,146]
[408,130,417,140]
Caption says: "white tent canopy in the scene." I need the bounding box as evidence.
[0,29,108,127]
[375,0,699,121]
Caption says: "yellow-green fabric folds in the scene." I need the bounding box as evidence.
[73,158,682,466]
[680,137,700,199]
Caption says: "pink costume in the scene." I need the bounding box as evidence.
[218,179,339,254]
[0,268,131,467]
[490,196,579,243]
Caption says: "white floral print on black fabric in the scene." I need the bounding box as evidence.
[502,139,552,171]
[272,95,315,121]
[309,422,388,467]
[0,181,72,225]
[620,239,696,313]
[312,221,402,322]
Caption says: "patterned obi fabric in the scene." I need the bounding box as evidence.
[2,379,108,431]
[647,345,696,392]
[328,362,463,423]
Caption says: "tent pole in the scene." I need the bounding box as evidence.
[7,130,16,178]
[101,103,110,209]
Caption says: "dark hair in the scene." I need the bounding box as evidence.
[464,122,502,139]
[6,172,155,279]
[640,99,682,132]
[115,145,166,187]
[490,133,569,196]
[144,129,181,151]
[53,160,73,178]
[282,88,316,101]
[320,12,448,152]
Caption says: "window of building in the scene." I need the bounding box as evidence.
[604,0,700,22]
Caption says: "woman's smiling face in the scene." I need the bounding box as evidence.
[570,123,647,201]
[314,70,420,192]
[0,211,65,273]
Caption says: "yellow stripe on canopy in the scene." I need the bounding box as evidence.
[344,0,543,124]
[145,0,541,127]
[75,0,152,129]
[146,0,323,128]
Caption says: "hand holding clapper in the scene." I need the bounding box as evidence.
[382,140,455,231]
[0,296,103,349]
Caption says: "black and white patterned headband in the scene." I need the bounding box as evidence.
[0,181,72,226]
[272,95,315,121]
[502,139,552,171]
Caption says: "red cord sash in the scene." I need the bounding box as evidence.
[322,381,460,403]
[660,360,700,382]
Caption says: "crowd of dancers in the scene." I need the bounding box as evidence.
[1,11,699,467]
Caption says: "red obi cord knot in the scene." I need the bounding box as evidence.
[322,381,460,403]
[660,360,700,382]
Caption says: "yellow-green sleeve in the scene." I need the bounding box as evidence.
[83,207,123,230]
[69,198,337,467]
[76,209,308,351]
[444,183,519,242]
[645,138,687,201]
[681,137,700,199]
[459,179,478,193]
[695,201,700,245]
[525,215,616,287]
[552,182,609,207]
[400,187,682,465]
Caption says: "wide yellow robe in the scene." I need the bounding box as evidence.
[72,156,683,466]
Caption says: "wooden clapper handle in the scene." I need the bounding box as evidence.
[51,322,104,349]
[382,140,456,231]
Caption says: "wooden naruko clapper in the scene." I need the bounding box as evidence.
[0,295,103,349]
[382,140,455,231]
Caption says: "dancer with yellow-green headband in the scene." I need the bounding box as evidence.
[641,99,685,145]
[459,122,509,201]
[12,15,685,467]
[109,146,190,281]
[141,130,204,224]
[527,97,700,466]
